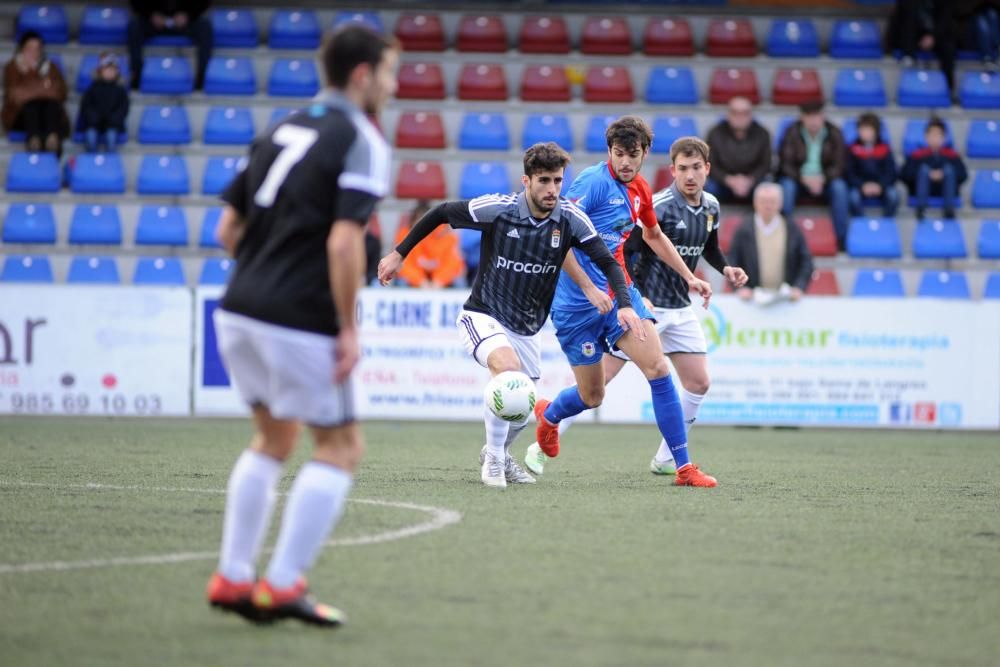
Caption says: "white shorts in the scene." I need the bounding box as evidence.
[610,305,707,360]
[456,310,541,380]
[213,309,355,427]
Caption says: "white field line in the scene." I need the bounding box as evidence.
[0,481,462,574]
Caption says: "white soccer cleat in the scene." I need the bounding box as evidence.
[524,442,548,476]
[649,457,677,475]
[504,456,536,484]
[481,452,507,488]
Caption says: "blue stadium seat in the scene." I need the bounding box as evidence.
[852,269,905,297]
[645,66,697,104]
[985,272,1000,299]
[17,5,68,43]
[67,256,120,284]
[561,165,575,196]
[460,162,511,198]
[79,6,129,44]
[1,254,53,283]
[773,115,796,150]
[137,105,191,144]
[829,20,881,59]
[137,155,190,195]
[972,170,1000,208]
[6,152,61,193]
[834,68,886,107]
[917,271,970,299]
[902,118,953,155]
[522,114,573,151]
[70,153,125,194]
[967,119,1000,158]
[147,33,191,47]
[269,10,320,49]
[202,156,245,195]
[204,56,256,96]
[586,114,617,153]
[69,204,122,245]
[766,19,819,57]
[212,8,258,47]
[133,257,186,285]
[204,107,254,145]
[200,208,223,248]
[332,10,384,33]
[912,219,967,259]
[199,257,235,285]
[135,206,188,246]
[841,117,891,146]
[268,58,319,97]
[76,53,131,92]
[897,70,950,108]
[846,217,902,258]
[652,116,698,155]
[979,219,1000,258]
[959,71,1000,109]
[140,56,193,94]
[459,113,510,151]
[3,203,56,244]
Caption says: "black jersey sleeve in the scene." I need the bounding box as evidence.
[701,228,730,274]
[577,237,633,310]
[395,200,475,257]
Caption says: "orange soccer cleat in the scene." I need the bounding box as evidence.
[674,463,718,488]
[533,398,560,457]
[207,572,272,624]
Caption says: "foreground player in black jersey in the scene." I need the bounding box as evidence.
[205,26,398,628]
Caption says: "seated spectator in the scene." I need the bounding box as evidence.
[1,31,69,155]
[727,183,815,304]
[846,112,899,218]
[888,0,956,92]
[79,53,129,153]
[392,201,466,288]
[901,117,968,220]
[777,100,849,250]
[955,1,999,68]
[128,1,213,90]
[705,96,772,204]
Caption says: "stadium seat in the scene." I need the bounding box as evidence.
[520,65,570,102]
[913,219,967,258]
[394,13,445,52]
[846,217,902,258]
[396,161,446,199]
[967,119,1000,158]
[79,6,129,44]
[69,204,122,245]
[203,106,254,145]
[706,19,756,57]
[897,70,950,108]
[766,20,819,58]
[829,20,881,59]
[199,258,235,285]
[519,15,569,54]
[7,152,61,193]
[834,68,887,107]
[653,165,674,191]
[268,108,297,128]
[586,114,618,152]
[651,116,697,155]
[69,153,125,194]
[842,117,892,146]
[458,64,507,100]
[985,272,1000,298]
[917,271,970,299]
[2,203,56,244]
[643,17,694,56]
[0,255,53,283]
[522,114,573,151]
[268,58,319,97]
[806,269,840,296]
[795,216,838,257]
[979,219,1000,258]
[646,67,697,105]
[973,170,1000,208]
[76,53,131,92]
[457,14,507,52]
[211,8,257,47]
[709,68,760,104]
[581,16,632,55]
[204,56,255,95]
[395,111,445,149]
[959,71,1000,109]
[17,5,68,43]
[397,63,446,99]
[458,113,510,151]
[67,256,120,284]
[584,66,633,103]
[133,257,185,286]
[852,269,905,297]
[202,156,244,195]
[140,56,193,94]
[135,206,188,246]
[460,162,511,198]
[332,10,383,33]
[200,208,223,248]
[902,118,953,155]
[137,105,191,145]
[772,68,822,106]
[269,10,320,49]
[137,155,190,195]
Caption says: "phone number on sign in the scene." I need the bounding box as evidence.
[1,392,164,415]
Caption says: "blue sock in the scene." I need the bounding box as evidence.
[648,376,690,468]
[544,385,589,424]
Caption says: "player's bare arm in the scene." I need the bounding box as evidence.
[215,205,246,257]
[640,222,712,306]
[561,250,613,314]
[329,221,365,382]
[576,236,645,341]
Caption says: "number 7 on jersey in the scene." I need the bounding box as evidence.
[253,124,319,208]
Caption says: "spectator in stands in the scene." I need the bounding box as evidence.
[777,101,850,251]
[127,1,213,90]
[888,0,956,94]
[846,112,899,218]
[1,31,69,156]
[79,53,130,153]
[955,1,1000,68]
[902,117,968,220]
[727,183,814,304]
[704,96,772,204]
[392,201,466,288]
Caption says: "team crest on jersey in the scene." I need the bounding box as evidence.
[551,229,561,248]
[706,214,715,233]
[581,341,596,357]
[633,195,641,217]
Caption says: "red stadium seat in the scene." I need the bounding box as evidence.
[653,165,675,191]
[396,62,445,99]
[806,269,841,295]
[394,13,445,52]
[396,161,447,199]
[706,18,757,57]
[795,215,837,257]
[709,68,760,104]
[584,66,633,103]
[519,15,570,54]
[456,14,507,52]
[458,63,508,100]
[718,215,744,255]
[772,68,823,106]
[520,65,571,102]
[581,16,632,55]
[395,111,446,149]
[643,17,694,56]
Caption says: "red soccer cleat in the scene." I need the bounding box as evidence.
[674,463,718,488]
[534,397,560,457]
[207,572,272,624]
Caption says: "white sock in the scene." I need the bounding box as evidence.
[218,449,284,583]
[653,439,673,464]
[557,413,577,435]
[653,390,706,464]
[484,403,509,462]
[264,461,353,589]
[503,417,529,456]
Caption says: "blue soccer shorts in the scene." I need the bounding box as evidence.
[551,285,655,367]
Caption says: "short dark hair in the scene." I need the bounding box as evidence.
[17,30,43,51]
[799,100,825,115]
[320,25,399,89]
[606,116,653,152]
[925,116,947,134]
[523,142,570,177]
[669,136,710,165]
[856,112,883,143]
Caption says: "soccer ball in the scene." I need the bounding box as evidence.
[484,371,536,422]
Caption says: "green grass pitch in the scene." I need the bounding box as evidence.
[1,417,998,666]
